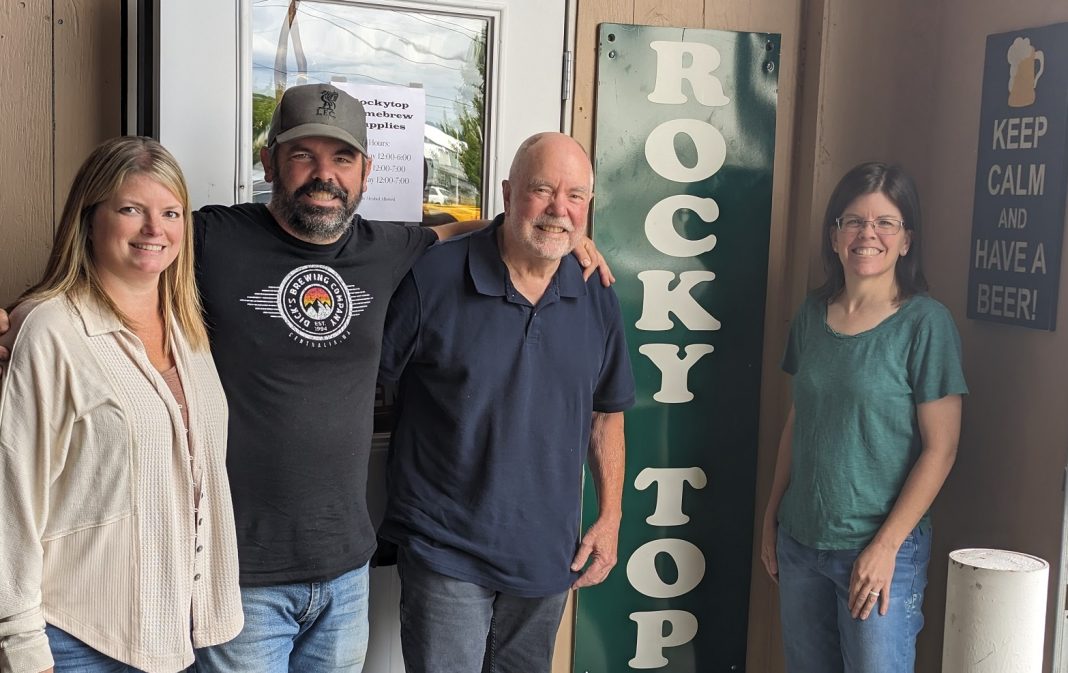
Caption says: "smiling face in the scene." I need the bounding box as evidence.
[501,133,592,263]
[831,191,911,286]
[262,136,371,243]
[89,173,184,288]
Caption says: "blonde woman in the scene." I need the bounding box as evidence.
[0,137,242,673]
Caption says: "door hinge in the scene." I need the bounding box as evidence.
[562,49,573,101]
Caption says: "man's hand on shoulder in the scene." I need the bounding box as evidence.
[574,235,615,287]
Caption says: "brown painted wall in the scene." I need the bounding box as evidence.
[919,3,1068,671]
[805,2,1068,671]
[0,0,121,306]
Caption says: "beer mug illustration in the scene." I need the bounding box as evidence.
[1007,37,1044,108]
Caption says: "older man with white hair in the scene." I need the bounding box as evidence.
[379,132,635,673]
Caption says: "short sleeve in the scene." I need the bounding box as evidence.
[907,302,968,403]
[193,210,209,257]
[379,271,421,384]
[592,288,636,413]
[781,298,812,375]
[389,224,438,287]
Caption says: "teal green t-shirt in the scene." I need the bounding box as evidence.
[778,294,968,550]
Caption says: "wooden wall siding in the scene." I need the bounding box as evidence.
[635,0,703,28]
[568,1,806,671]
[53,0,122,218]
[0,0,120,307]
[0,0,55,307]
[573,0,633,156]
[914,3,1068,670]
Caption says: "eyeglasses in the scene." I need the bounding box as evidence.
[835,216,904,235]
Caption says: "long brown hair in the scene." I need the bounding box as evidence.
[18,136,208,350]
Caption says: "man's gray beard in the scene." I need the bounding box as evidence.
[271,180,360,242]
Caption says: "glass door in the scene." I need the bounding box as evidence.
[251,1,490,222]
[155,0,569,217]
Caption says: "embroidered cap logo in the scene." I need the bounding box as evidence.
[317,90,339,118]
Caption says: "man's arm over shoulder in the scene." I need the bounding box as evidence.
[428,218,489,242]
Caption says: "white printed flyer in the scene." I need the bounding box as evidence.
[336,82,426,222]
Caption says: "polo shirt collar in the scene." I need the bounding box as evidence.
[468,214,587,299]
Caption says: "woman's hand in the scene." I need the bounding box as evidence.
[760,518,779,583]
[849,539,898,619]
[846,395,962,621]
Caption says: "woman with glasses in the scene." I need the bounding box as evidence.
[759,162,967,672]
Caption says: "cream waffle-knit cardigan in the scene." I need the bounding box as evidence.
[0,294,242,673]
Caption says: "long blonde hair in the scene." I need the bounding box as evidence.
[19,136,208,350]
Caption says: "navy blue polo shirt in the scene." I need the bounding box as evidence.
[378,216,635,597]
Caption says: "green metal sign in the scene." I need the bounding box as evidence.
[576,24,779,672]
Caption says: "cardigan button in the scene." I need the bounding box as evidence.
[193,573,202,581]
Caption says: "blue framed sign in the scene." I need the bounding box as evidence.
[967,22,1068,330]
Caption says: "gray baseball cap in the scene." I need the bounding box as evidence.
[267,83,368,156]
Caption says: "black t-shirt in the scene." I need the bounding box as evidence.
[194,203,437,585]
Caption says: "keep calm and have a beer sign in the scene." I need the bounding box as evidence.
[967,22,1068,330]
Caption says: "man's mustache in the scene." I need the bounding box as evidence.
[533,215,573,232]
[295,178,348,201]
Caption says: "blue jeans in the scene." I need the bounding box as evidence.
[193,563,369,673]
[397,549,568,673]
[46,624,174,672]
[776,526,931,673]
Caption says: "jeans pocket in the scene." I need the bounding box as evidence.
[896,526,931,604]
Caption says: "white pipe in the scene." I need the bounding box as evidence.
[942,548,1049,673]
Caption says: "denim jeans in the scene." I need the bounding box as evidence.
[193,563,369,673]
[397,549,568,673]
[776,526,931,673]
[46,624,163,673]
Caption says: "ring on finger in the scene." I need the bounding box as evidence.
[868,590,880,598]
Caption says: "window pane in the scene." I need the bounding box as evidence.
[251,0,489,221]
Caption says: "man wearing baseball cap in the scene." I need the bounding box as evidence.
[178,82,437,672]
[182,84,609,671]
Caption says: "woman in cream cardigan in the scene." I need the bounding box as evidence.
[0,137,242,673]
